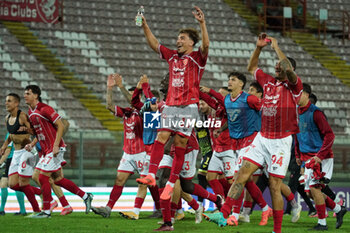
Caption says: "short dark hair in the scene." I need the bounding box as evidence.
[287,57,296,71]
[179,28,200,46]
[151,90,160,100]
[309,93,317,105]
[25,85,42,102]
[302,83,312,95]
[228,71,246,89]
[250,81,263,95]
[7,93,20,102]
[160,73,169,95]
[128,86,136,92]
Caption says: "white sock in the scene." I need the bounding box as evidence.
[44,210,50,215]
[242,207,251,215]
[150,173,156,179]
[333,204,341,213]
[82,193,88,200]
[50,200,56,204]
[318,218,326,226]
[290,199,298,209]
[106,206,111,211]
[233,213,239,219]
[63,205,70,208]
[262,205,269,212]
[198,201,203,206]
[133,208,140,215]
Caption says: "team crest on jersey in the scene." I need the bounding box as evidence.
[183,58,188,66]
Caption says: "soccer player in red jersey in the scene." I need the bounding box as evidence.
[92,74,148,218]
[204,35,302,233]
[136,6,209,201]
[24,85,93,218]
[242,35,302,233]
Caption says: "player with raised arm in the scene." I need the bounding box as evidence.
[92,74,147,218]
[24,85,93,218]
[204,34,302,233]
[136,7,210,201]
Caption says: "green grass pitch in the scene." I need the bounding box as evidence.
[0,211,349,233]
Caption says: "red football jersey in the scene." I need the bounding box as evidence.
[115,106,145,154]
[254,68,303,139]
[158,44,208,106]
[28,102,65,155]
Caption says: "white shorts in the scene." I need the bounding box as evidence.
[161,104,199,137]
[234,147,263,176]
[242,132,292,178]
[304,158,333,192]
[159,150,199,179]
[117,151,147,176]
[9,149,37,178]
[208,150,236,178]
[35,147,66,173]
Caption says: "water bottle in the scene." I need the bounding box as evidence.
[136,6,144,27]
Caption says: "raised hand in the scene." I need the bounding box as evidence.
[140,74,149,84]
[192,6,205,23]
[200,86,210,93]
[256,33,269,48]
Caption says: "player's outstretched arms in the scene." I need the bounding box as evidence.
[247,33,268,75]
[138,14,159,53]
[193,6,209,57]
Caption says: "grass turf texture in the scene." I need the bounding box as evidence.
[0,211,349,233]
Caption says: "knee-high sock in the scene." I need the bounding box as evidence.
[59,196,70,208]
[148,185,160,210]
[315,204,326,220]
[209,179,225,197]
[134,197,144,214]
[197,174,208,202]
[221,194,243,219]
[193,183,217,202]
[12,184,41,212]
[160,199,171,223]
[148,141,165,175]
[54,178,86,199]
[31,186,41,195]
[15,191,26,214]
[39,174,52,211]
[232,191,244,214]
[107,185,123,209]
[245,180,267,208]
[168,147,186,184]
[187,198,199,210]
[219,178,231,197]
[0,188,8,212]
[21,185,41,212]
[273,210,283,233]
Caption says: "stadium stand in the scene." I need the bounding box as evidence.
[0,0,349,186]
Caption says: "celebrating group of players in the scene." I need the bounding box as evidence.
[0,6,347,233]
